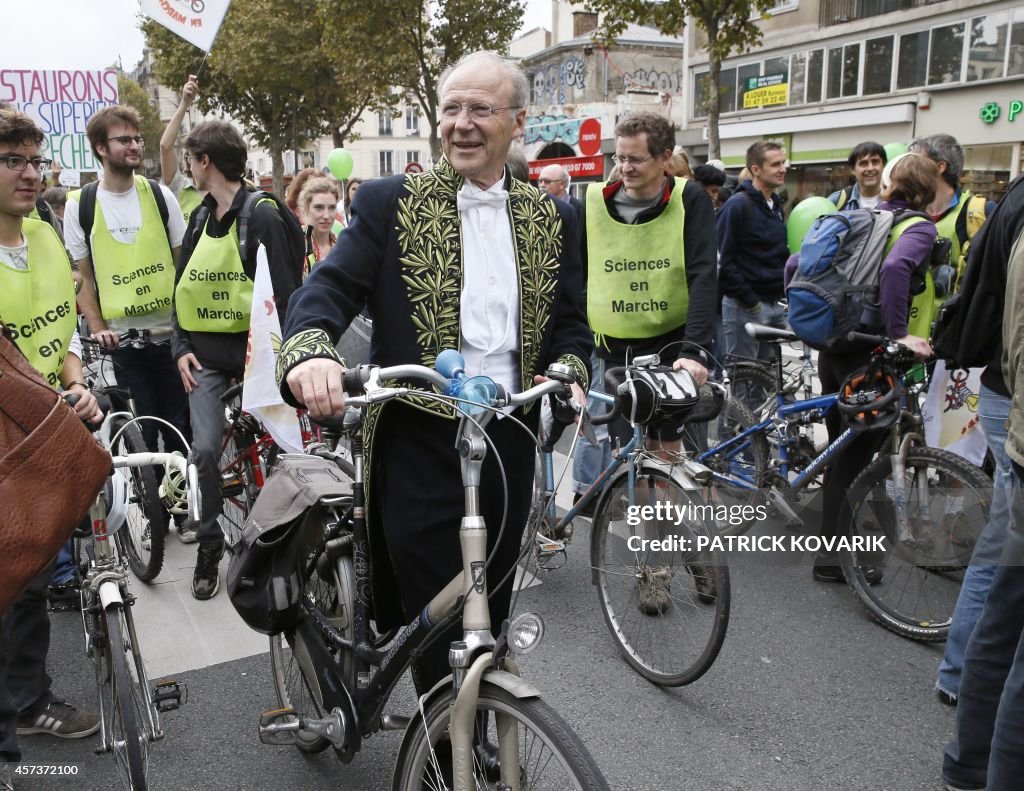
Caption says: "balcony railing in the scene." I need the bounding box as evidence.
[819,0,934,27]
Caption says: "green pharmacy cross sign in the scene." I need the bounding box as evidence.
[980,100,1022,124]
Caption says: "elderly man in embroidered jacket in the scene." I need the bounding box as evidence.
[277,51,592,694]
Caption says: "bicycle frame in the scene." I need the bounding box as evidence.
[274,379,565,790]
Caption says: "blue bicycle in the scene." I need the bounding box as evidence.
[697,324,990,641]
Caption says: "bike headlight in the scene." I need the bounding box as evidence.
[508,612,545,657]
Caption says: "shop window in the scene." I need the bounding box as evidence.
[897,30,928,89]
[806,50,823,102]
[863,36,894,95]
[968,13,1009,82]
[928,22,964,85]
[1008,9,1024,76]
[827,46,842,99]
[790,52,807,105]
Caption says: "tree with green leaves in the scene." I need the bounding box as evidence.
[388,0,528,161]
[586,0,776,159]
[116,75,163,177]
[142,0,399,194]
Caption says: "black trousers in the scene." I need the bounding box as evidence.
[374,401,537,694]
[817,350,887,548]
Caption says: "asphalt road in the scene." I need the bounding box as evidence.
[24,493,956,791]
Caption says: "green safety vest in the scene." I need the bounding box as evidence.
[72,176,175,322]
[585,178,689,339]
[0,219,78,387]
[178,185,202,225]
[907,191,981,339]
[174,218,253,333]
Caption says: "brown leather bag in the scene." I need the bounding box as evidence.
[0,330,111,615]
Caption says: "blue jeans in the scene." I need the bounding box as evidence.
[572,352,612,494]
[942,462,1024,791]
[721,296,787,361]
[937,385,1013,698]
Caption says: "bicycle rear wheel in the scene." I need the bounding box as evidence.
[841,446,991,641]
[728,360,777,418]
[111,420,165,583]
[591,463,730,686]
[687,395,768,537]
[393,682,610,790]
[103,603,149,790]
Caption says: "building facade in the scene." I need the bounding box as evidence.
[684,0,1024,201]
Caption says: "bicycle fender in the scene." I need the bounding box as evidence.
[98,580,124,609]
[402,662,543,733]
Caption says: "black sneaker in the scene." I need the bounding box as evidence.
[936,687,958,707]
[192,542,224,600]
[16,698,99,739]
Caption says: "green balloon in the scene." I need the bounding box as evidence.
[786,196,838,253]
[327,148,353,181]
[883,142,908,162]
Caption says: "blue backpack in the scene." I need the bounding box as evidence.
[787,208,931,351]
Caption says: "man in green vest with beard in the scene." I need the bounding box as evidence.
[172,120,301,600]
[576,111,718,614]
[65,105,192,539]
[906,133,997,339]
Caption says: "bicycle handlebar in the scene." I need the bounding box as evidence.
[80,328,154,350]
[111,451,202,524]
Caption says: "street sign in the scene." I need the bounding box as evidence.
[528,155,604,181]
[404,161,424,174]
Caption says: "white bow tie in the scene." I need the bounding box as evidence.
[457,188,509,212]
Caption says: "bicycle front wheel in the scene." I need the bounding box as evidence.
[841,446,991,641]
[111,420,165,582]
[103,604,149,790]
[393,682,610,791]
[592,463,730,686]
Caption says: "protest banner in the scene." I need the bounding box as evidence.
[0,68,118,170]
[141,0,232,52]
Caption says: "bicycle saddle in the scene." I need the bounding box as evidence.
[743,322,797,344]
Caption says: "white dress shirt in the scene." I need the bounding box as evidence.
[457,180,520,395]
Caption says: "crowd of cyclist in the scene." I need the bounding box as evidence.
[2,46,1024,788]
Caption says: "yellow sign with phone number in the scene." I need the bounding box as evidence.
[743,84,789,109]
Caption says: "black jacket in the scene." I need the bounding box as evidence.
[716,180,789,307]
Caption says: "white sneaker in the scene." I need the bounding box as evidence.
[177,518,198,544]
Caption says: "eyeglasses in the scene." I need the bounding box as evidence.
[106,135,145,146]
[0,155,53,172]
[611,154,654,166]
[184,153,200,167]
[440,102,522,120]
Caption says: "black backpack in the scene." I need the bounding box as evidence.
[77,178,172,256]
[932,173,1024,368]
[190,188,305,280]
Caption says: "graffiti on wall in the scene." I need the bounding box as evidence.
[531,56,586,104]
[622,68,681,94]
[524,113,581,146]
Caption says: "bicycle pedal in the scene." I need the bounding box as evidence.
[153,679,186,712]
[258,707,302,745]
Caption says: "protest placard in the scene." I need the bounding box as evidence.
[0,68,119,170]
